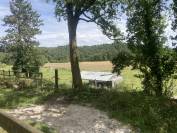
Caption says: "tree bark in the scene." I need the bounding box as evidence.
[67,10,83,89]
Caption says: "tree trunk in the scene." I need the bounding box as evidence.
[155,74,163,96]
[67,15,83,89]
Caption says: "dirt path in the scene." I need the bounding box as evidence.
[7,99,133,133]
[0,127,7,133]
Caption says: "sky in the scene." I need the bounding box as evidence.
[0,0,125,47]
[0,0,174,47]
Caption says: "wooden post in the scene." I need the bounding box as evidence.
[55,69,59,89]
[41,73,43,87]
[8,70,10,80]
[0,110,43,133]
[3,70,5,79]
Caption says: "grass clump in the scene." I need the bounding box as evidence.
[0,83,177,132]
[0,85,55,109]
[27,120,57,133]
[55,86,177,133]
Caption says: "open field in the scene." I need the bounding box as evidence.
[43,61,177,93]
[44,61,113,71]
[2,61,177,92]
[1,61,177,132]
[43,61,142,89]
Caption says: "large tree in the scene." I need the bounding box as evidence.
[1,0,43,75]
[113,0,177,96]
[172,0,177,45]
[49,0,123,89]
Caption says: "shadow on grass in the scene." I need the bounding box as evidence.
[0,80,56,109]
[1,83,177,133]
[53,86,177,133]
[27,120,57,133]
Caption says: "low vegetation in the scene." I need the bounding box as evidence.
[27,120,57,133]
[0,0,177,132]
[1,82,177,132]
[57,88,177,133]
[0,62,177,132]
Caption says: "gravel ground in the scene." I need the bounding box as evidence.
[7,98,134,133]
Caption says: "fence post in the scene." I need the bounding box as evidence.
[40,73,43,87]
[0,110,43,133]
[55,69,59,89]
[3,70,5,79]
[8,70,11,80]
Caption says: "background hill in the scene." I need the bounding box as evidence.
[39,43,119,63]
[0,43,122,64]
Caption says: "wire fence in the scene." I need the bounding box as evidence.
[0,70,43,88]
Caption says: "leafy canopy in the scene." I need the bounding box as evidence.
[172,0,177,45]
[112,0,177,96]
[1,0,43,74]
[49,0,124,40]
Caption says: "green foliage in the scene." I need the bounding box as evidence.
[0,52,7,64]
[51,0,122,40]
[27,120,57,133]
[49,0,124,89]
[0,85,54,109]
[112,43,134,74]
[0,65,177,132]
[48,87,177,133]
[1,82,177,132]
[40,46,69,63]
[113,0,177,96]
[1,0,43,75]
[79,43,119,61]
[39,44,120,62]
[0,43,133,63]
[1,53,14,65]
[172,0,177,46]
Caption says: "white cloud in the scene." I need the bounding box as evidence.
[0,4,10,37]
[0,0,115,47]
[37,22,113,47]
[36,31,68,47]
[0,6,10,19]
[2,0,175,48]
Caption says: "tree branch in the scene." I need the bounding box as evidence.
[79,17,92,22]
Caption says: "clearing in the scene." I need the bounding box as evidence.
[43,61,113,71]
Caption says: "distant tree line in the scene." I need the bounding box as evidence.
[0,43,122,64]
[39,43,121,63]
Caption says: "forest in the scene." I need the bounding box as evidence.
[40,43,120,62]
[0,43,121,63]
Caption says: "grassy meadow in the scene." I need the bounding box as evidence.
[43,61,143,90]
[0,61,177,133]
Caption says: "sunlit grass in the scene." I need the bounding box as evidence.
[0,62,177,132]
